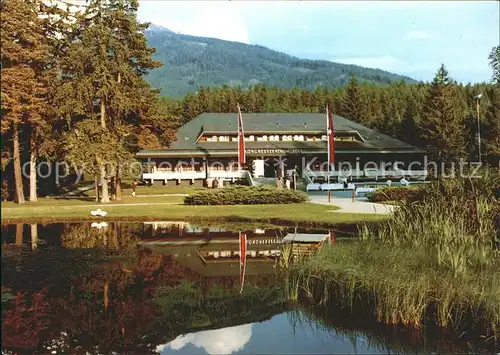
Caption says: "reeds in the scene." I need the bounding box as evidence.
[283,177,500,337]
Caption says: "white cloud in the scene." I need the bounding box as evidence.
[406,30,434,40]
[157,324,253,355]
[139,2,249,43]
[333,56,412,73]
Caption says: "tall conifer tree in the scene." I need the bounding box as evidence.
[482,84,500,164]
[58,0,164,202]
[420,65,467,164]
[1,0,50,204]
[340,74,367,124]
[488,46,500,84]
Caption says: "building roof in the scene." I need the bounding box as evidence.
[138,113,425,157]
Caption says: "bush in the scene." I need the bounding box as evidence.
[367,186,424,203]
[184,186,309,205]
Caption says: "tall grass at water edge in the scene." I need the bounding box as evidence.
[283,177,500,337]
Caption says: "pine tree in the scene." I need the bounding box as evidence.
[182,92,203,123]
[340,74,367,124]
[420,65,467,164]
[1,0,50,204]
[57,0,164,202]
[312,86,328,111]
[103,0,163,200]
[26,0,78,202]
[489,46,500,84]
[62,119,130,183]
[482,85,500,164]
[399,98,422,148]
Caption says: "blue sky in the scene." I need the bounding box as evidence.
[138,1,499,83]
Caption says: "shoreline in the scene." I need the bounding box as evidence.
[1,203,386,227]
[0,215,381,229]
[283,244,500,338]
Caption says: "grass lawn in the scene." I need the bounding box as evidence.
[63,179,203,197]
[1,195,185,208]
[1,201,386,226]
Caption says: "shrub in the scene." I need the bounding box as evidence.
[367,186,424,203]
[184,186,309,205]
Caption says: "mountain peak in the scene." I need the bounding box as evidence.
[145,23,173,33]
[145,30,417,98]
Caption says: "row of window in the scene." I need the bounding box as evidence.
[201,135,357,143]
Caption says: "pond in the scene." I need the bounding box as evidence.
[1,222,496,354]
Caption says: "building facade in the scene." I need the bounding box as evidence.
[137,113,427,186]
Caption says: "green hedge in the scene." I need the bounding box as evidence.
[184,186,309,205]
[367,186,424,203]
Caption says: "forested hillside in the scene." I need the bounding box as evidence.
[144,26,416,98]
[162,68,499,167]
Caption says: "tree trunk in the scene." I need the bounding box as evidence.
[115,72,123,202]
[115,165,122,201]
[29,133,38,202]
[15,223,23,246]
[104,281,109,309]
[100,164,109,203]
[100,98,106,128]
[31,223,38,251]
[99,97,110,203]
[12,124,25,204]
[111,222,118,249]
[117,222,123,247]
[110,176,116,200]
[95,174,99,202]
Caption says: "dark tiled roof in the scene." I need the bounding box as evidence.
[140,113,425,156]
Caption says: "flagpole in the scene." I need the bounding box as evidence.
[237,103,245,172]
[237,103,240,172]
[327,105,331,203]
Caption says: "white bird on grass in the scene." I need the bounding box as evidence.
[90,208,108,217]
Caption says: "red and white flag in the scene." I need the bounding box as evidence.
[237,104,246,165]
[239,232,247,295]
[326,104,335,167]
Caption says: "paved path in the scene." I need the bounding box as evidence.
[307,193,395,215]
[60,183,95,197]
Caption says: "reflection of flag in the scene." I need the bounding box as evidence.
[237,104,246,165]
[330,231,336,245]
[326,104,335,165]
[239,232,247,295]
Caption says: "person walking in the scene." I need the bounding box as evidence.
[131,180,137,197]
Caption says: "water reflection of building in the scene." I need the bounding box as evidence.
[140,222,332,278]
[140,222,285,279]
[283,233,332,259]
[142,221,283,239]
